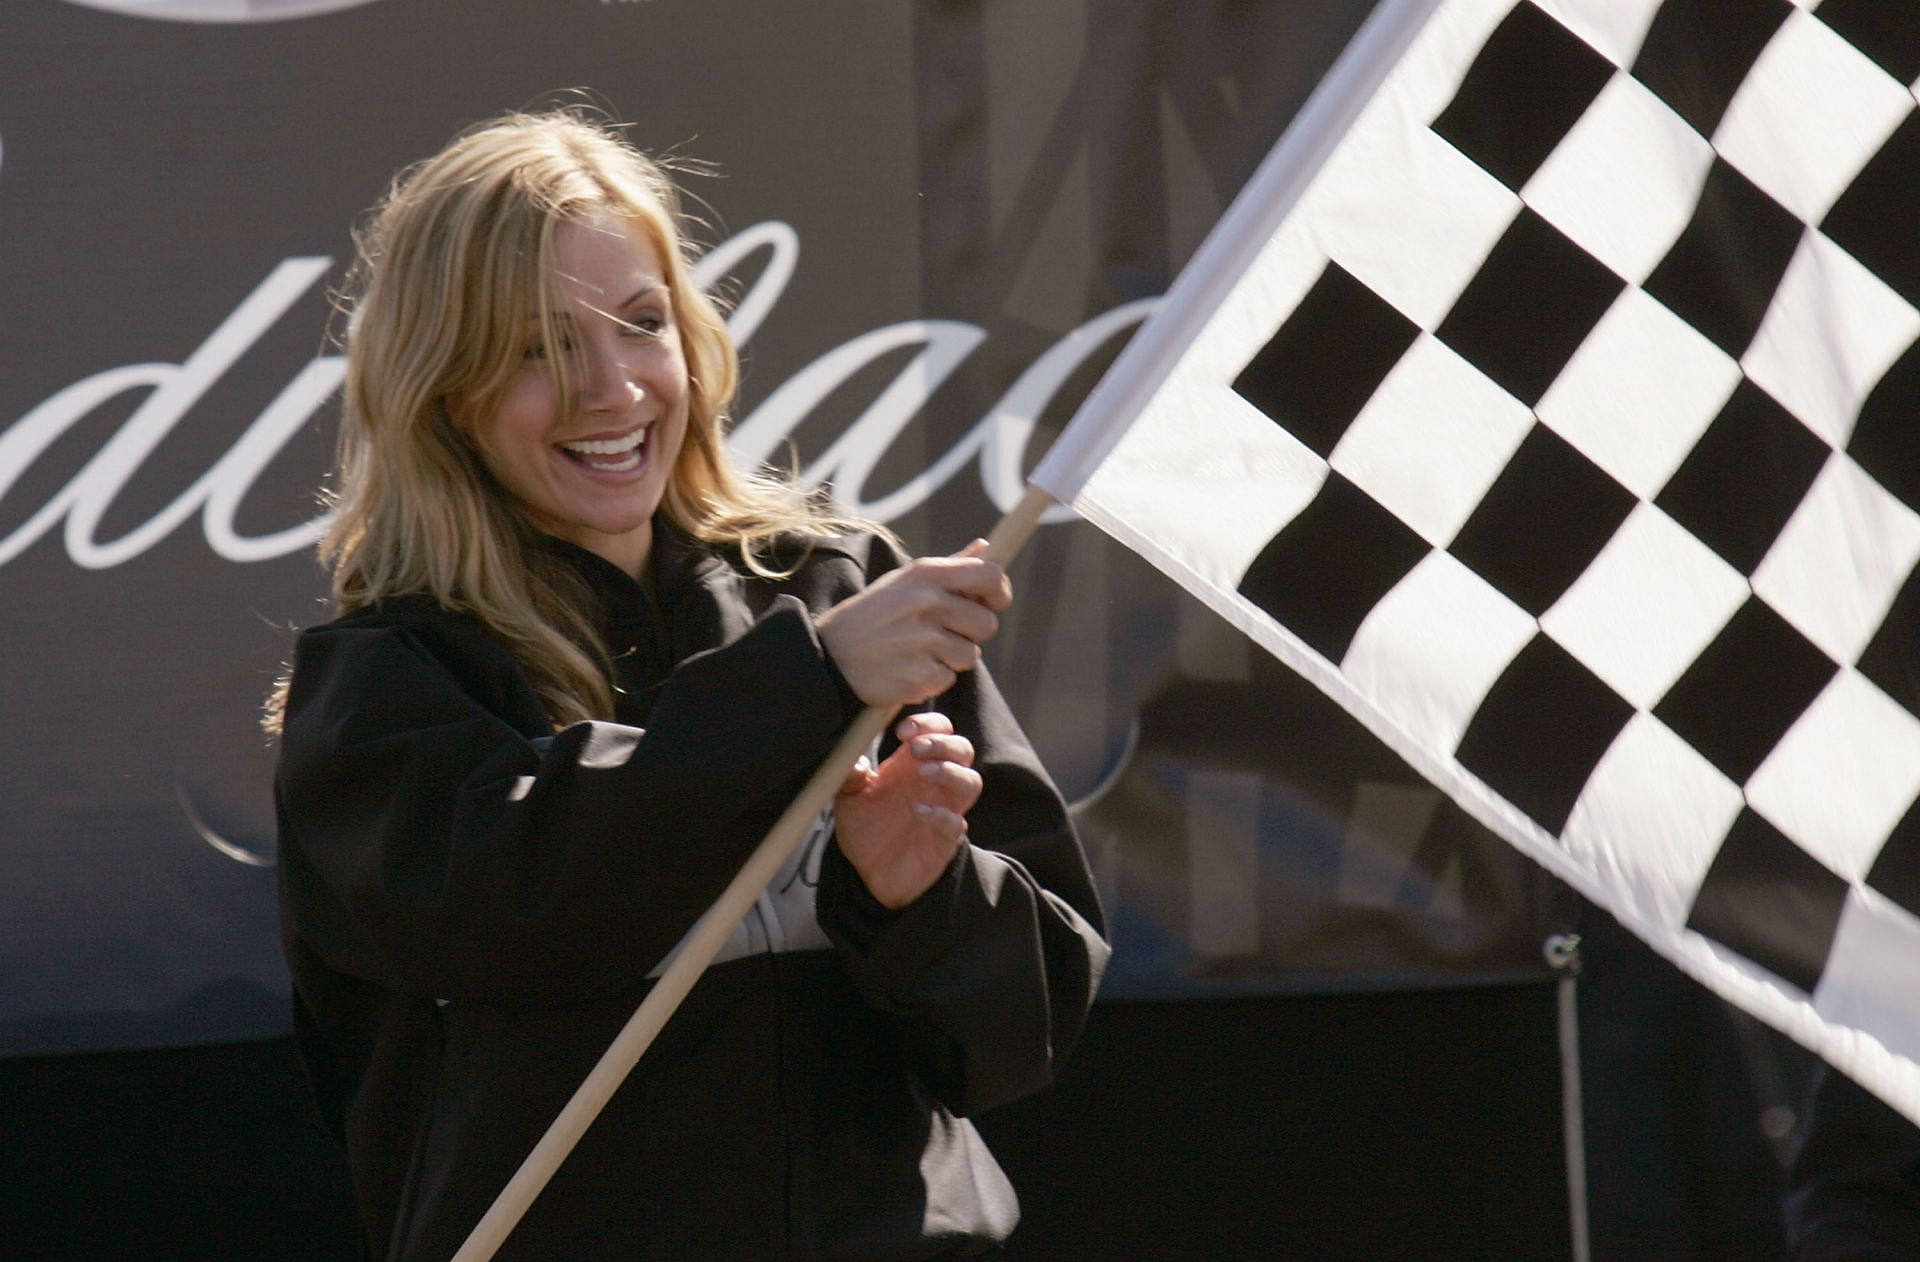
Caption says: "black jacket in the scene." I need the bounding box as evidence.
[275,526,1109,1260]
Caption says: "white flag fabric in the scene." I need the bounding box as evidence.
[1034,0,1920,1126]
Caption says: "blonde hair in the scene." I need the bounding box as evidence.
[269,110,864,732]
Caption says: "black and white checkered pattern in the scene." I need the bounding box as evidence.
[1042,0,1920,1117]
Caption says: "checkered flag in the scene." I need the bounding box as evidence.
[1034,0,1920,1124]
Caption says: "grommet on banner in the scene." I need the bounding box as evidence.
[1544,932,1582,974]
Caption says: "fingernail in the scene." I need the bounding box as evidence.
[913,736,933,755]
[912,802,933,818]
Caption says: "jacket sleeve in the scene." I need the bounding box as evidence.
[276,597,857,1007]
[812,543,1111,1117]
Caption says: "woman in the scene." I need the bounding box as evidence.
[271,111,1108,1260]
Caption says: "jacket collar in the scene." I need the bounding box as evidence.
[541,519,746,661]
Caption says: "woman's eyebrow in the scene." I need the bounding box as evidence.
[563,285,668,324]
[618,284,667,308]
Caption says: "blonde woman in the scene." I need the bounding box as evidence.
[271,111,1108,1260]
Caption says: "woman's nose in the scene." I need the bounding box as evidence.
[579,344,643,414]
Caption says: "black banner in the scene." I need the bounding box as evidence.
[0,0,1559,1055]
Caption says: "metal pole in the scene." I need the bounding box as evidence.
[1545,932,1590,1262]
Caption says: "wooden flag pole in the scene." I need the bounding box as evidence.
[452,483,1058,1261]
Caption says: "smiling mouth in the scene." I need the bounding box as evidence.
[557,425,650,473]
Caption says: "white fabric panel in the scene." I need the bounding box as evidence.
[1559,712,1744,931]
[1752,454,1920,665]
[1343,550,1535,753]
[1330,333,1534,546]
[1742,232,1920,450]
[1747,672,1920,882]
[1816,889,1920,1060]
[1540,502,1747,710]
[1523,72,1714,284]
[1715,8,1912,222]
[1536,287,1740,498]
[1535,0,1663,66]
[1310,103,1521,329]
[1073,377,1330,596]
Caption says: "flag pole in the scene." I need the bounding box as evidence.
[452,483,1059,1261]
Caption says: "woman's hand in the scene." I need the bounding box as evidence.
[835,712,983,909]
[815,540,1012,708]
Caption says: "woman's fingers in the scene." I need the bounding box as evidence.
[909,663,960,700]
[932,629,982,675]
[835,712,976,908]
[902,732,974,770]
[916,760,983,807]
[836,755,876,797]
[815,546,1013,708]
[932,591,999,644]
[920,553,1013,613]
[912,735,974,766]
[890,716,981,809]
[897,711,953,737]
[909,802,969,842]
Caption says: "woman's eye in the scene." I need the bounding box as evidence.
[622,313,666,338]
[523,335,578,362]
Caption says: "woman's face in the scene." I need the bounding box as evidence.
[462,211,690,578]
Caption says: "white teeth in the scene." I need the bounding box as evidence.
[560,427,647,456]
